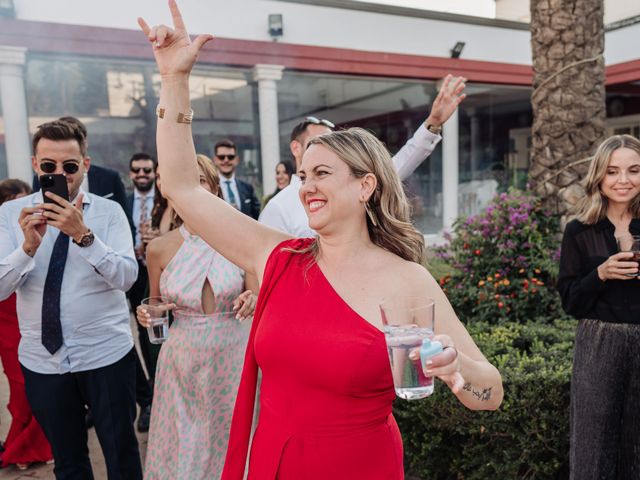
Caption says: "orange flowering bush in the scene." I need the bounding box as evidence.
[435,190,563,324]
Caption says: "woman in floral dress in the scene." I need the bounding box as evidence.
[137,155,257,479]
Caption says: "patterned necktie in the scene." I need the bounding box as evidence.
[139,194,149,226]
[41,231,69,355]
[224,180,238,208]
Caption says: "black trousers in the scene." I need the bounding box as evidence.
[22,349,143,480]
[128,259,158,380]
[134,352,152,409]
[571,319,640,480]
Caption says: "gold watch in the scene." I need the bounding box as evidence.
[426,123,442,135]
[73,230,95,248]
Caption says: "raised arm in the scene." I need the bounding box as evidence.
[392,75,466,180]
[137,1,290,280]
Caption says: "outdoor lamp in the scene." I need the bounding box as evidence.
[451,41,465,59]
[268,14,283,40]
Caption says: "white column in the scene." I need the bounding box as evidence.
[0,46,31,182]
[442,109,459,231]
[252,64,284,195]
[469,109,480,179]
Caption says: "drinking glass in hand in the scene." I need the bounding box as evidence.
[381,297,440,400]
[617,234,640,277]
[142,296,170,344]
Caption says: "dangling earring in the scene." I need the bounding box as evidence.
[364,201,378,227]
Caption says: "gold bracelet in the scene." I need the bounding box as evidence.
[156,105,194,124]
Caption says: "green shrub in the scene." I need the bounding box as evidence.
[395,319,576,480]
[434,190,562,325]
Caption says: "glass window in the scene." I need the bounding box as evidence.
[277,73,533,234]
[456,84,532,218]
[24,56,261,192]
[278,71,443,233]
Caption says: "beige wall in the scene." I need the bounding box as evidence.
[495,0,530,22]
[495,0,640,24]
[11,0,532,65]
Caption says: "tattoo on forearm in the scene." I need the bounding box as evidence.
[462,382,492,401]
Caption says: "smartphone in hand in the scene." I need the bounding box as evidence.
[39,174,69,204]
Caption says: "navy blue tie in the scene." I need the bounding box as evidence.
[41,231,69,355]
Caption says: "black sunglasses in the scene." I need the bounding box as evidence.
[40,161,79,174]
[304,116,335,129]
[216,154,237,161]
[131,166,154,174]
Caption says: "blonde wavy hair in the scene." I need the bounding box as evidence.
[196,154,223,198]
[171,154,223,227]
[574,134,640,224]
[295,127,425,264]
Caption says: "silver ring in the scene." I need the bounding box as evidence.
[443,345,458,358]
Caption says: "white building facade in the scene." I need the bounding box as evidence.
[0,0,638,234]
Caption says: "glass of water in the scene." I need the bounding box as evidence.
[141,296,170,344]
[381,297,441,400]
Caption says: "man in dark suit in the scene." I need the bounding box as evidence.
[125,153,159,392]
[213,139,261,220]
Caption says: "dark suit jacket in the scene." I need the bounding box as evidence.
[33,164,133,230]
[126,192,139,243]
[236,178,261,220]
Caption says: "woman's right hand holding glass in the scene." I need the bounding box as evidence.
[136,303,175,328]
[597,251,638,281]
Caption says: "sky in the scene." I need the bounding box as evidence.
[353,0,496,18]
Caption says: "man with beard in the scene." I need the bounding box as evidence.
[126,152,159,431]
[32,117,131,230]
[0,120,143,479]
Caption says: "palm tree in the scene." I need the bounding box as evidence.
[528,0,606,223]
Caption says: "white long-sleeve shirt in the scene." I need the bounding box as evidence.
[0,190,137,374]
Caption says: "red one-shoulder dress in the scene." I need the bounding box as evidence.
[222,239,403,480]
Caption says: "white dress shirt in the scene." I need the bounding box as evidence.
[259,125,441,237]
[0,190,138,374]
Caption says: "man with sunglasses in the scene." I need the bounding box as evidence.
[34,119,154,433]
[260,75,466,237]
[213,139,261,220]
[127,152,158,261]
[126,152,161,416]
[0,120,143,479]
[32,117,130,226]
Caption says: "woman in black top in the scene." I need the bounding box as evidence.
[261,160,294,209]
[557,134,640,480]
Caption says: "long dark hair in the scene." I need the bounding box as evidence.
[271,161,294,196]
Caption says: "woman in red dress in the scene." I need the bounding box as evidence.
[0,179,53,470]
[138,3,503,478]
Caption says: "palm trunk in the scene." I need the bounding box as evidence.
[528,0,606,223]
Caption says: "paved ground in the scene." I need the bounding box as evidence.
[0,318,148,479]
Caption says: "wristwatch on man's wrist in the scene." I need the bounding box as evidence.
[73,230,95,248]
[425,123,443,135]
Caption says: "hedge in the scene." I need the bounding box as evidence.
[395,319,575,480]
